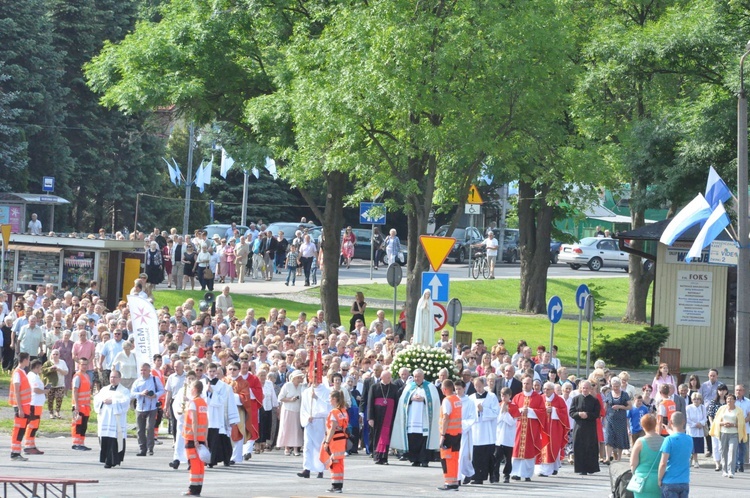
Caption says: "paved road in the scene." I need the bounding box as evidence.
[1,436,742,497]
[325,259,628,283]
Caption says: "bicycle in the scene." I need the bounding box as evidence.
[471,249,490,279]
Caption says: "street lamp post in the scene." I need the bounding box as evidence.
[182,123,195,235]
[737,43,750,387]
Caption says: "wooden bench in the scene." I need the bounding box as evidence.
[0,477,98,498]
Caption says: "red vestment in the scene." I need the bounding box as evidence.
[225,374,263,442]
[537,393,570,464]
[508,391,549,459]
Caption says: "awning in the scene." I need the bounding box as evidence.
[8,244,63,254]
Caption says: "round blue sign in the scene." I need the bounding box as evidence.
[575,284,590,311]
[547,295,563,324]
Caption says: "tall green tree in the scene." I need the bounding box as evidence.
[0,0,71,197]
[279,0,577,324]
[0,75,26,190]
[571,0,734,321]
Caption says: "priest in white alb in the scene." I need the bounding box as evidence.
[94,370,130,468]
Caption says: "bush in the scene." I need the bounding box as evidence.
[390,345,459,382]
[590,324,669,369]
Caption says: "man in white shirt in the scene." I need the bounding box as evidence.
[366,322,386,349]
[368,309,393,333]
[27,213,42,235]
[215,286,233,314]
[473,231,499,279]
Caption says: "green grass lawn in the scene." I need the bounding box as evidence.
[333,277,649,321]
[152,290,642,366]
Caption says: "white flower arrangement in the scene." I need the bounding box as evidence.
[390,344,459,382]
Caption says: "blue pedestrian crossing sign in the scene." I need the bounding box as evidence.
[547,295,563,324]
[359,202,386,225]
[576,284,590,311]
[422,272,450,302]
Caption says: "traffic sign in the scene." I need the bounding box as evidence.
[386,263,402,288]
[359,202,386,225]
[576,284,590,311]
[584,295,595,322]
[422,272,450,302]
[433,303,448,331]
[0,224,9,248]
[419,235,455,271]
[547,295,563,324]
[467,184,483,204]
[447,298,462,327]
[464,204,481,215]
[42,176,55,193]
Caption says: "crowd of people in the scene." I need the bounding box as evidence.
[5,277,742,496]
[137,221,403,294]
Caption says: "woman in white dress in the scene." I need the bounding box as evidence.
[111,341,139,390]
[412,289,434,347]
[276,371,305,455]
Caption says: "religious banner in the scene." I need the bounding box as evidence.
[126,295,160,367]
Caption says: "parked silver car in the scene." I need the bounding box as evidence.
[558,237,629,272]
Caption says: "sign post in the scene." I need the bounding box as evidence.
[465,185,483,277]
[575,284,590,376]
[386,263,403,329]
[447,298,462,359]
[584,295,595,377]
[360,202,386,280]
[0,224,9,292]
[547,295,563,355]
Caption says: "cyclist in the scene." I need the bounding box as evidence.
[472,231,498,279]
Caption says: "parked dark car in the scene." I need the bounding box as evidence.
[340,227,407,265]
[203,224,250,240]
[265,222,321,244]
[500,229,519,263]
[550,239,563,264]
[434,225,484,264]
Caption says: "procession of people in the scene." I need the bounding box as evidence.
[3,234,728,496]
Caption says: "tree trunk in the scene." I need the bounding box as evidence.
[404,155,436,340]
[517,179,553,314]
[625,194,653,323]
[319,171,346,327]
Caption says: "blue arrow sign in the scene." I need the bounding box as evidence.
[421,271,450,302]
[547,295,563,324]
[575,284,590,311]
[359,202,386,225]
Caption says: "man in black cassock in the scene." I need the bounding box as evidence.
[367,371,401,464]
[569,380,601,475]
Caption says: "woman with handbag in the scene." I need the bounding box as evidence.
[709,393,747,478]
[628,413,661,497]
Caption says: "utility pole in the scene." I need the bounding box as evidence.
[182,123,195,235]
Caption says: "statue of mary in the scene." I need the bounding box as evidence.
[412,289,434,347]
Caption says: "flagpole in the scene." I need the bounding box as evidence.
[736,43,750,388]
[241,169,249,227]
[182,123,195,235]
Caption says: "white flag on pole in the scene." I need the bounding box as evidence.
[126,295,160,368]
[220,148,235,179]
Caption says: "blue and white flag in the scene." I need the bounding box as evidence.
[705,166,732,209]
[195,162,205,193]
[220,148,234,179]
[686,201,730,262]
[251,167,260,179]
[659,193,712,246]
[163,158,178,186]
[264,157,277,180]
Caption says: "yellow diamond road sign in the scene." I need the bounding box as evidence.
[467,184,483,204]
[0,224,10,249]
[420,235,456,272]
